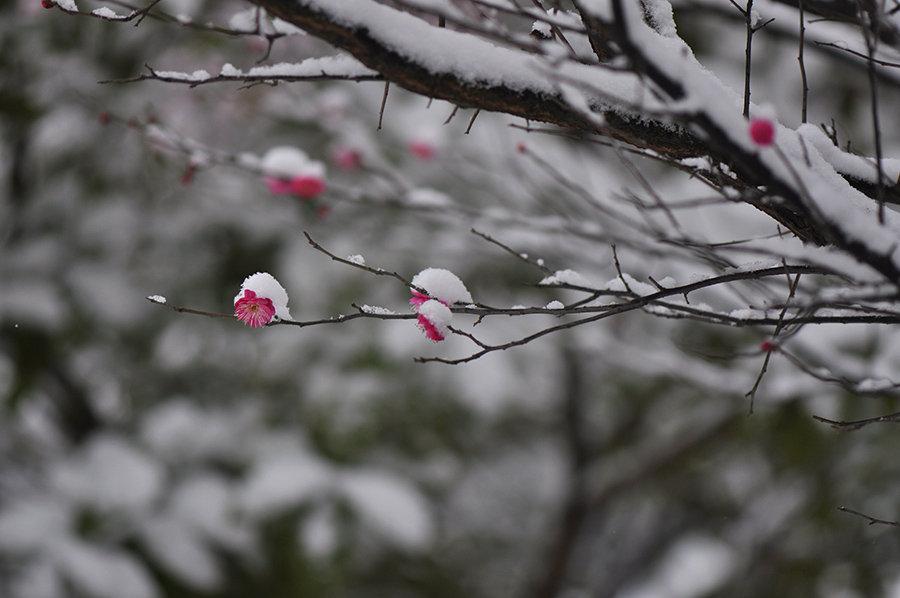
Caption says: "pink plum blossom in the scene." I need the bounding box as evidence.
[332,147,363,171]
[289,175,326,198]
[416,299,452,342]
[234,289,276,328]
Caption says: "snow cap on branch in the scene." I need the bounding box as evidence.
[233,272,291,327]
[410,268,472,305]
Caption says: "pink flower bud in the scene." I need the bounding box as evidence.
[332,147,362,171]
[289,175,326,199]
[41,0,54,8]
[749,118,775,147]
[408,141,436,161]
[759,340,777,353]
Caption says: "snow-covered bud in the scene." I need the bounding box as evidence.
[233,272,292,327]
[417,299,452,342]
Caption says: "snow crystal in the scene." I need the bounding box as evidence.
[411,268,473,304]
[546,300,564,310]
[347,254,366,265]
[234,272,291,320]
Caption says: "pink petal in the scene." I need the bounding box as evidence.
[290,176,326,199]
[265,177,295,195]
[417,313,445,342]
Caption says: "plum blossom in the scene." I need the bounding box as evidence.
[260,146,326,199]
[332,147,363,171]
[233,272,291,328]
[409,268,471,342]
[416,300,452,342]
[234,291,276,328]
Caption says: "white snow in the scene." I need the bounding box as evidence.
[411,268,473,304]
[418,299,453,334]
[360,305,395,315]
[234,272,292,320]
[146,295,166,304]
[545,300,565,310]
[347,254,366,265]
[259,146,325,180]
[539,269,590,287]
[91,7,122,18]
[338,470,433,550]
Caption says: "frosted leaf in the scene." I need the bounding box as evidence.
[339,470,433,550]
[235,272,291,320]
[410,268,472,304]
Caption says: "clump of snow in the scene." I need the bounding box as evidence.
[545,300,564,310]
[234,272,291,320]
[539,269,590,287]
[531,19,552,38]
[260,146,324,179]
[146,295,166,305]
[56,0,77,9]
[411,268,473,304]
[91,7,121,18]
[360,305,395,315]
[406,188,452,207]
[347,254,366,265]
[604,274,658,296]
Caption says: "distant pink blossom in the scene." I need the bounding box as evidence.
[234,289,276,328]
[265,177,294,195]
[408,141,436,161]
[749,118,775,147]
[290,175,326,198]
[264,176,326,199]
[332,147,363,170]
